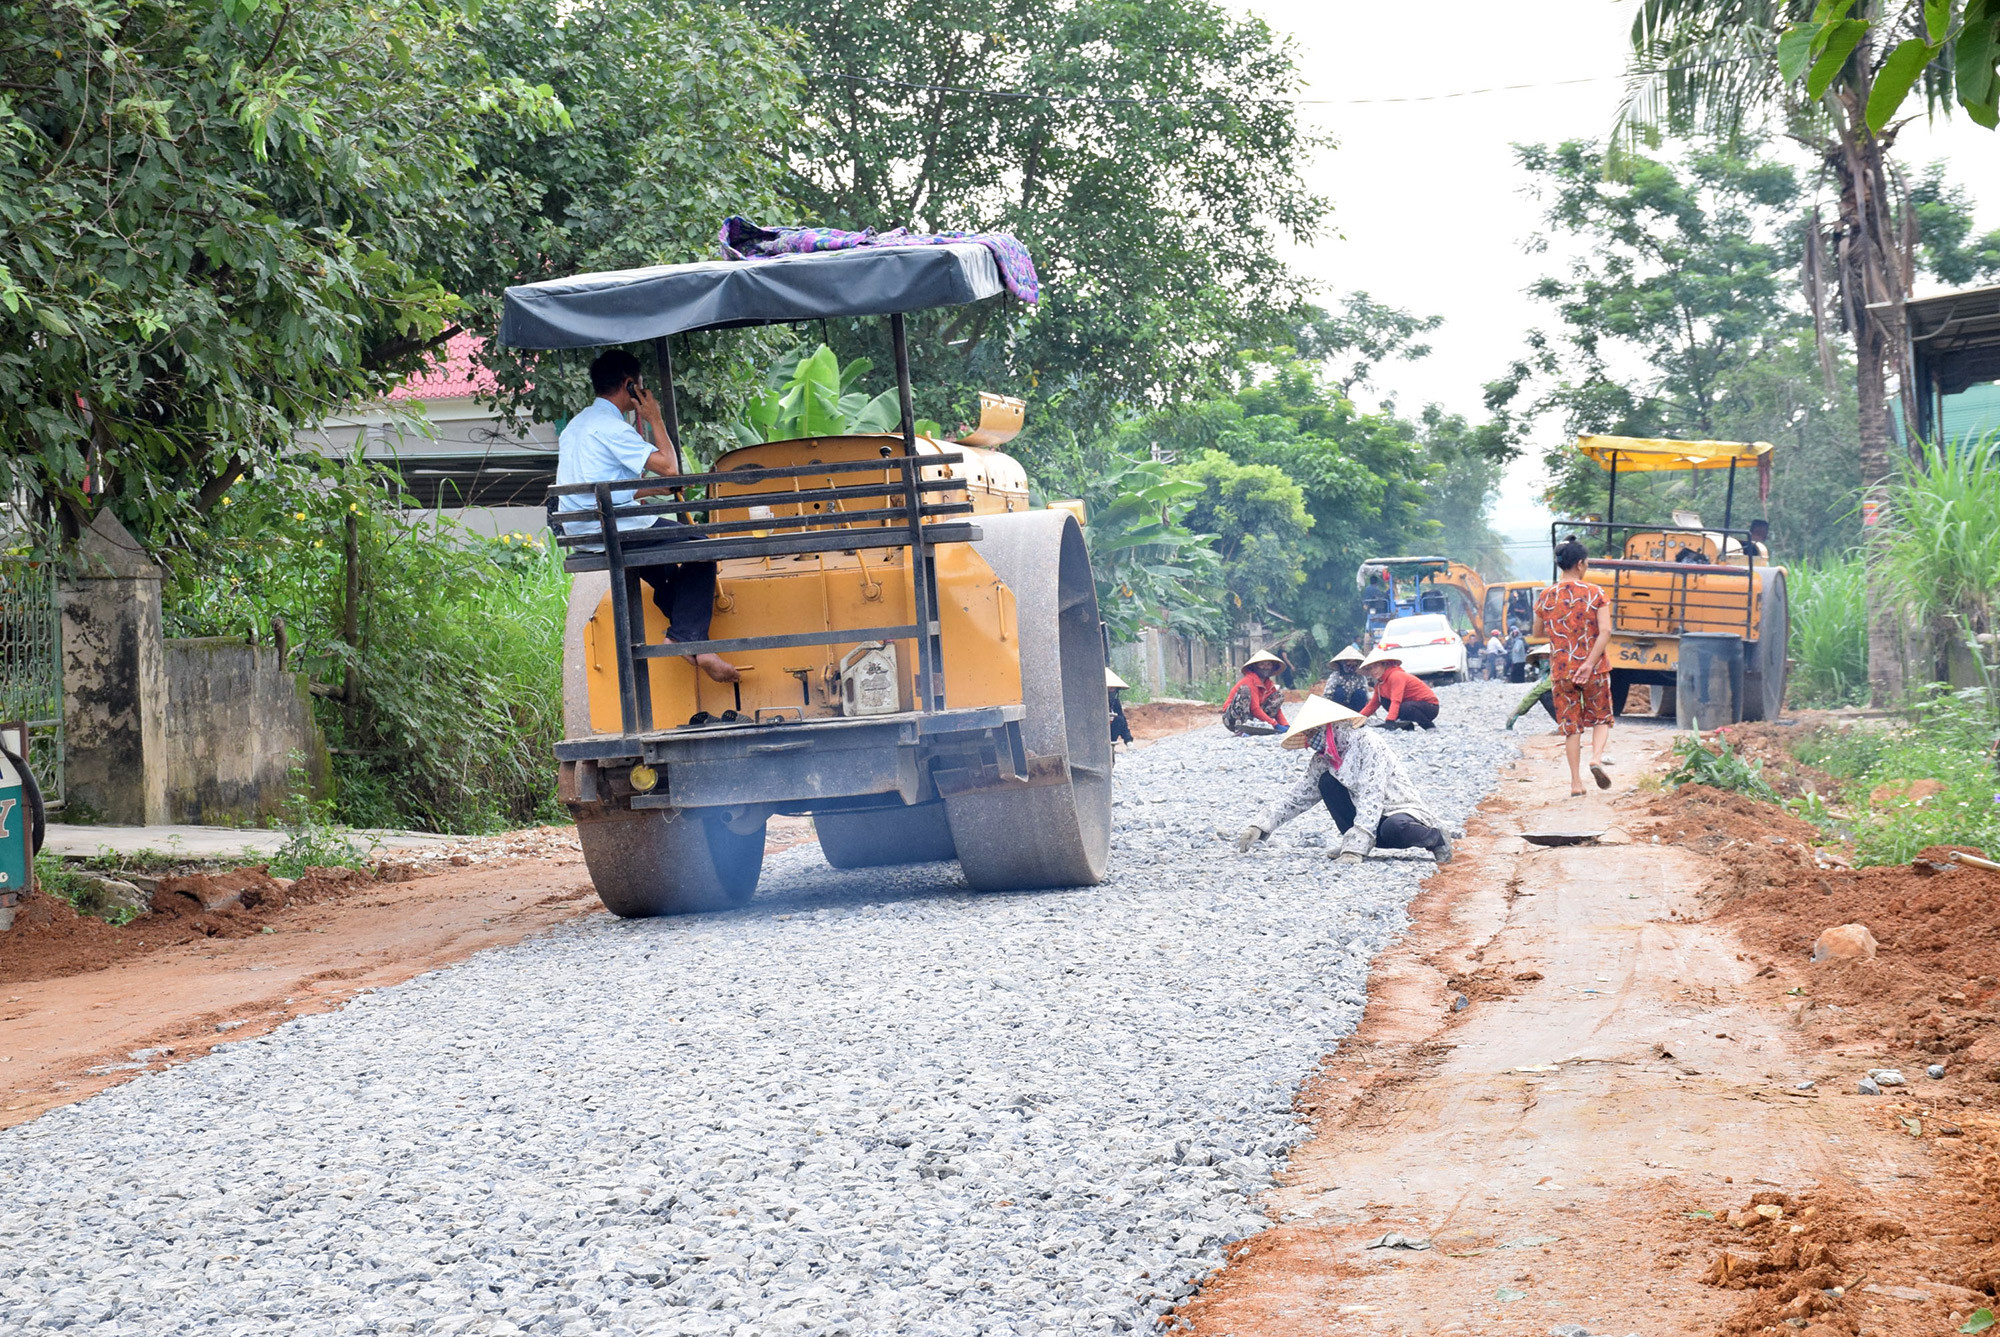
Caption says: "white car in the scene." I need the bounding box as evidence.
[1376,614,1468,684]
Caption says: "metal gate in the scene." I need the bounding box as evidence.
[0,559,62,808]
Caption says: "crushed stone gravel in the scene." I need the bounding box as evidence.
[0,680,1533,1336]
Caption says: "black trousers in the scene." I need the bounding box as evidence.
[1383,699,1439,731]
[623,518,719,646]
[1326,682,1370,713]
[1317,771,1444,851]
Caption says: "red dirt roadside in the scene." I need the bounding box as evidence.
[1176,731,2000,1337]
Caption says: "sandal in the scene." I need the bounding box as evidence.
[1589,762,1611,790]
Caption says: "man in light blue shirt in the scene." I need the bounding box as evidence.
[556,350,738,683]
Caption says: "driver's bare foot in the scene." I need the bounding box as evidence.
[692,653,740,683]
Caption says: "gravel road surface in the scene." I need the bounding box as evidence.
[1,681,1530,1336]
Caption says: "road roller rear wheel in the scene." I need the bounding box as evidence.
[1741,567,1789,722]
[576,806,764,917]
[945,511,1112,891]
[813,802,957,869]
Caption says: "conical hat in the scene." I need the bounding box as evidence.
[1281,694,1364,748]
[1360,647,1403,669]
[1329,643,1363,663]
[1527,643,1551,658]
[1105,666,1130,690]
[1242,649,1284,670]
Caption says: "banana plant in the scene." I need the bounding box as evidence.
[734,344,936,444]
[1082,457,1227,644]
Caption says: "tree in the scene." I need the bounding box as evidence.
[456,0,801,461]
[1490,139,1864,558]
[1294,294,1444,401]
[1079,457,1225,646]
[1413,406,1512,578]
[1098,316,1509,660]
[736,0,1330,472]
[1908,162,2000,282]
[0,0,565,544]
[1169,451,1313,631]
[1620,0,1991,700]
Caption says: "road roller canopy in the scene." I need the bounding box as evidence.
[501,244,1013,350]
[1576,435,1774,472]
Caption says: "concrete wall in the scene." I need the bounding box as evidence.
[161,639,327,826]
[59,511,170,824]
[1114,628,1231,698]
[59,509,327,827]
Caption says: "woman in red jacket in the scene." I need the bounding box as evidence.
[1358,648,1440,730]
[1222,651,1289,735]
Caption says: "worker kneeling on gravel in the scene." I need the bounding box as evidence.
[1235,695,1453,865]
[1358,648,1439,730]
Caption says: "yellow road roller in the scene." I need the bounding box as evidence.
[501,242,1111,915]
[1557,435,1790,726]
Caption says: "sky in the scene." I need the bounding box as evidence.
[1240,0,2000,564]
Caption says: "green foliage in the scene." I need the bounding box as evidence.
[31,851,141,925]
[1170,451,1313,625]
[267,766,380,877]
[459,0,802,463]
[1791,694,2000,865]
[0,0,565,542]
[1881,435,2000,636]
[732,344,933,445]
[1779,0,2000,131]
[745,0,1330,466]
[1493,139,1862,559]
[1663,734,1783,802]
[1789,554,1872,706]
[1909,163,2000,284]
[1107,322,1509,663]
[165,458,568,833]
[1081,457,1225,645]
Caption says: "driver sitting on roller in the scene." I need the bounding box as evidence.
[556,350,740,683]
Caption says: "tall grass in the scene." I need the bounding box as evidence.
[1787,554,1870,707]
[1883,435,2000,635]
[166,458,571,833]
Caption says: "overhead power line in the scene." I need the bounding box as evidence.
[808,61,1754,110]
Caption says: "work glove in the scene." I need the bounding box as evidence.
[1235,824,1266,853]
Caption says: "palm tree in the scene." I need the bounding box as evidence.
[1618,0,1975,703]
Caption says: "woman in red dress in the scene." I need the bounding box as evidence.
[1532,536,1615,796]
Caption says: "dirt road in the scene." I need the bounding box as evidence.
[1178,729,1993,1337]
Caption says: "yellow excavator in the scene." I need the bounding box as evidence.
[1356,557,1540,645]
[503,242,1110,916]
[1557,434,1790,725]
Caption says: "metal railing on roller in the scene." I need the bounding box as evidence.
[546,453,976,736]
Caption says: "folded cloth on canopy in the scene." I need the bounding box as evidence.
[718,217,1039,304]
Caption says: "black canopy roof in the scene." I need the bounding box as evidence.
[500,243,1006,350]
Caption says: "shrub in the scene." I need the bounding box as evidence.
[1662,733,1781,803]
[165,458,568,834]
[1790,692,2000,865]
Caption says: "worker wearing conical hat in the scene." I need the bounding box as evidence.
[1235,695,1453,865]
[1321,644,1369,714]
[1105,666,1134,746]
[1358,647,1440,731]
[1222,650,1288,736]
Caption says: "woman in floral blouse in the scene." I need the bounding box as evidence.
[1531,536,1615,795]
